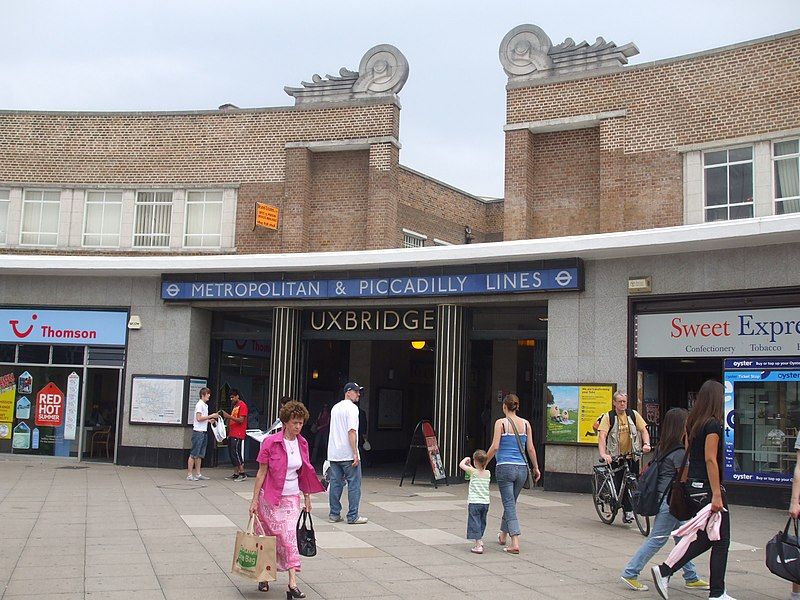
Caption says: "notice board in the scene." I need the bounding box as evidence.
[544,383,615,445]
[130,375,186,425]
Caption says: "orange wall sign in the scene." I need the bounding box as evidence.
[255,203,279,230]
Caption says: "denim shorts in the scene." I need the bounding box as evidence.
[190,430,208,458]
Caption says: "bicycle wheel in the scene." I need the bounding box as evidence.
[592,470,617,524]
[625,479,651,537]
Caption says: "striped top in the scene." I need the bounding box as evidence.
[467,471,491,504]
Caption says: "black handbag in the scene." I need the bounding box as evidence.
[767,518,800,584]
[296,510,317,557]
[668,439,695,520]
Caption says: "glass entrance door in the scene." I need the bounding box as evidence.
[80,368,122,462]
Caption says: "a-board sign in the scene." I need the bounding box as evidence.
[399,420,448,488]
[255,203,279,230]
[544,383,615,445]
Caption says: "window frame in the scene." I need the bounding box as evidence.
[19,189,61,247]
[702,145,754,222]
[0,188,9,245]
[772,138,800,216]
[183,190,224,248]
[402,228,427,248]
[133,190,173,248]
[82,190,123,248]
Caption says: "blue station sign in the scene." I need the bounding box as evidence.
[162,267,581,301]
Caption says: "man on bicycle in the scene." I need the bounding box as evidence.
[597,391,651,523]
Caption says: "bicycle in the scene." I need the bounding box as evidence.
[591,453,650,537]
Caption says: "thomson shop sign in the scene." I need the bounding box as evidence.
[636,307,800,358]
[162,266,582,301]
[0,309,128,346]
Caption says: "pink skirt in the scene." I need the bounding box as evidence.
[255,490,302,572]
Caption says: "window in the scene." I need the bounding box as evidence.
[83,191,122,247]
[184,191,223,247]
[703,147,753,222]
[0,189,9,244]
[134,191,172,247]
[402,228,426,248]
[20,190,60,245]
[774,139,800,215]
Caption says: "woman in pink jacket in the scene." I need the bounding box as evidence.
[249,400,325,597]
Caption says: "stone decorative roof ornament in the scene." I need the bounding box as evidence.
[285,44,409,104]
[499,24,639,81]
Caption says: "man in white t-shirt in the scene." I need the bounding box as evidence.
[327,382,368,524]
[187,387,218,481]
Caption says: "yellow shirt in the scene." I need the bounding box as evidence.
[598,411,647,455]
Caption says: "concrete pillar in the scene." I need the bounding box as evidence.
[366,142,399,249]
[282,148,312,252]
[433,304,467,480]
[267,307,302,423]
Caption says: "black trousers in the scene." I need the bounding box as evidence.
[227,437,243,468]
[663,501,730,597]
[613,457,639,511]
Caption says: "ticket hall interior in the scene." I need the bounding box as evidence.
[207,305,548,474]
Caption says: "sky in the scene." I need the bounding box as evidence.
[2,1,799,198]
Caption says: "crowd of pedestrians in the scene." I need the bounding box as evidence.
[185,378,800,599]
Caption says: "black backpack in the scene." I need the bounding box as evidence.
[634,446,681,517]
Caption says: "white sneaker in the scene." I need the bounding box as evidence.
[711,594,737,600]
[196,474,210,480]
[347,516,368,524]
[186,474,198,481]
[623,511,634,523]
[651,565,670,600]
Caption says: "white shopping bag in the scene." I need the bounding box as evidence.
[211,417,227,442]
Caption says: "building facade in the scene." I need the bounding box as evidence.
[0,28,798,507]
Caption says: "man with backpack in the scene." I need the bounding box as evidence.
[597,391,651,523]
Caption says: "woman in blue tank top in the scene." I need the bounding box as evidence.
[486,393,541,554]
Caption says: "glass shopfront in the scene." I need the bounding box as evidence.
[0,308,128,461]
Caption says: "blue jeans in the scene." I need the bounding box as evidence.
[496,463,527,536]
[328,460,362,523]
[467,503,489,540]
[622,498,699,582]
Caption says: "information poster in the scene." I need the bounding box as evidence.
[186,378,208,425]
[0,373,15,422]
[545,383,614,445]
[64,372,80,441]
[130,376,185,425]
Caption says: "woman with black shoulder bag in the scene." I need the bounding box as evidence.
[651,380,733,600]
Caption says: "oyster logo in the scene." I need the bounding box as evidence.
[9,314,37,339]
[237,547,258,570]
[165,284,181,298]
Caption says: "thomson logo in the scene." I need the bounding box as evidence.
[8,314,37,338]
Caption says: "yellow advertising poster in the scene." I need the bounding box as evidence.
[0,372,15,422]
[545,383,614,445]
[577,385,614,445]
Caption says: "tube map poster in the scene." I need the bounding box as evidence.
[545,383,614,444]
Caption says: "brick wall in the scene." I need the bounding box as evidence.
[505,31,800,235]
[529,128,600,237]
[0,102,398,185]
[397,167,500,245]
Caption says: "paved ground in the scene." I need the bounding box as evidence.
[0,457,790,600]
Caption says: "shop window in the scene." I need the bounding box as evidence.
[83,191,123,247]
[20,190,60,246]
[184,191,223,247]
[52,345,85,365]
[0,188,9,244]
[774,139,800,215]
[703,147,753,222]
[402,228,426,248]
[133,191,172,247]
[0,343,15,362]
[17,345,50,364]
